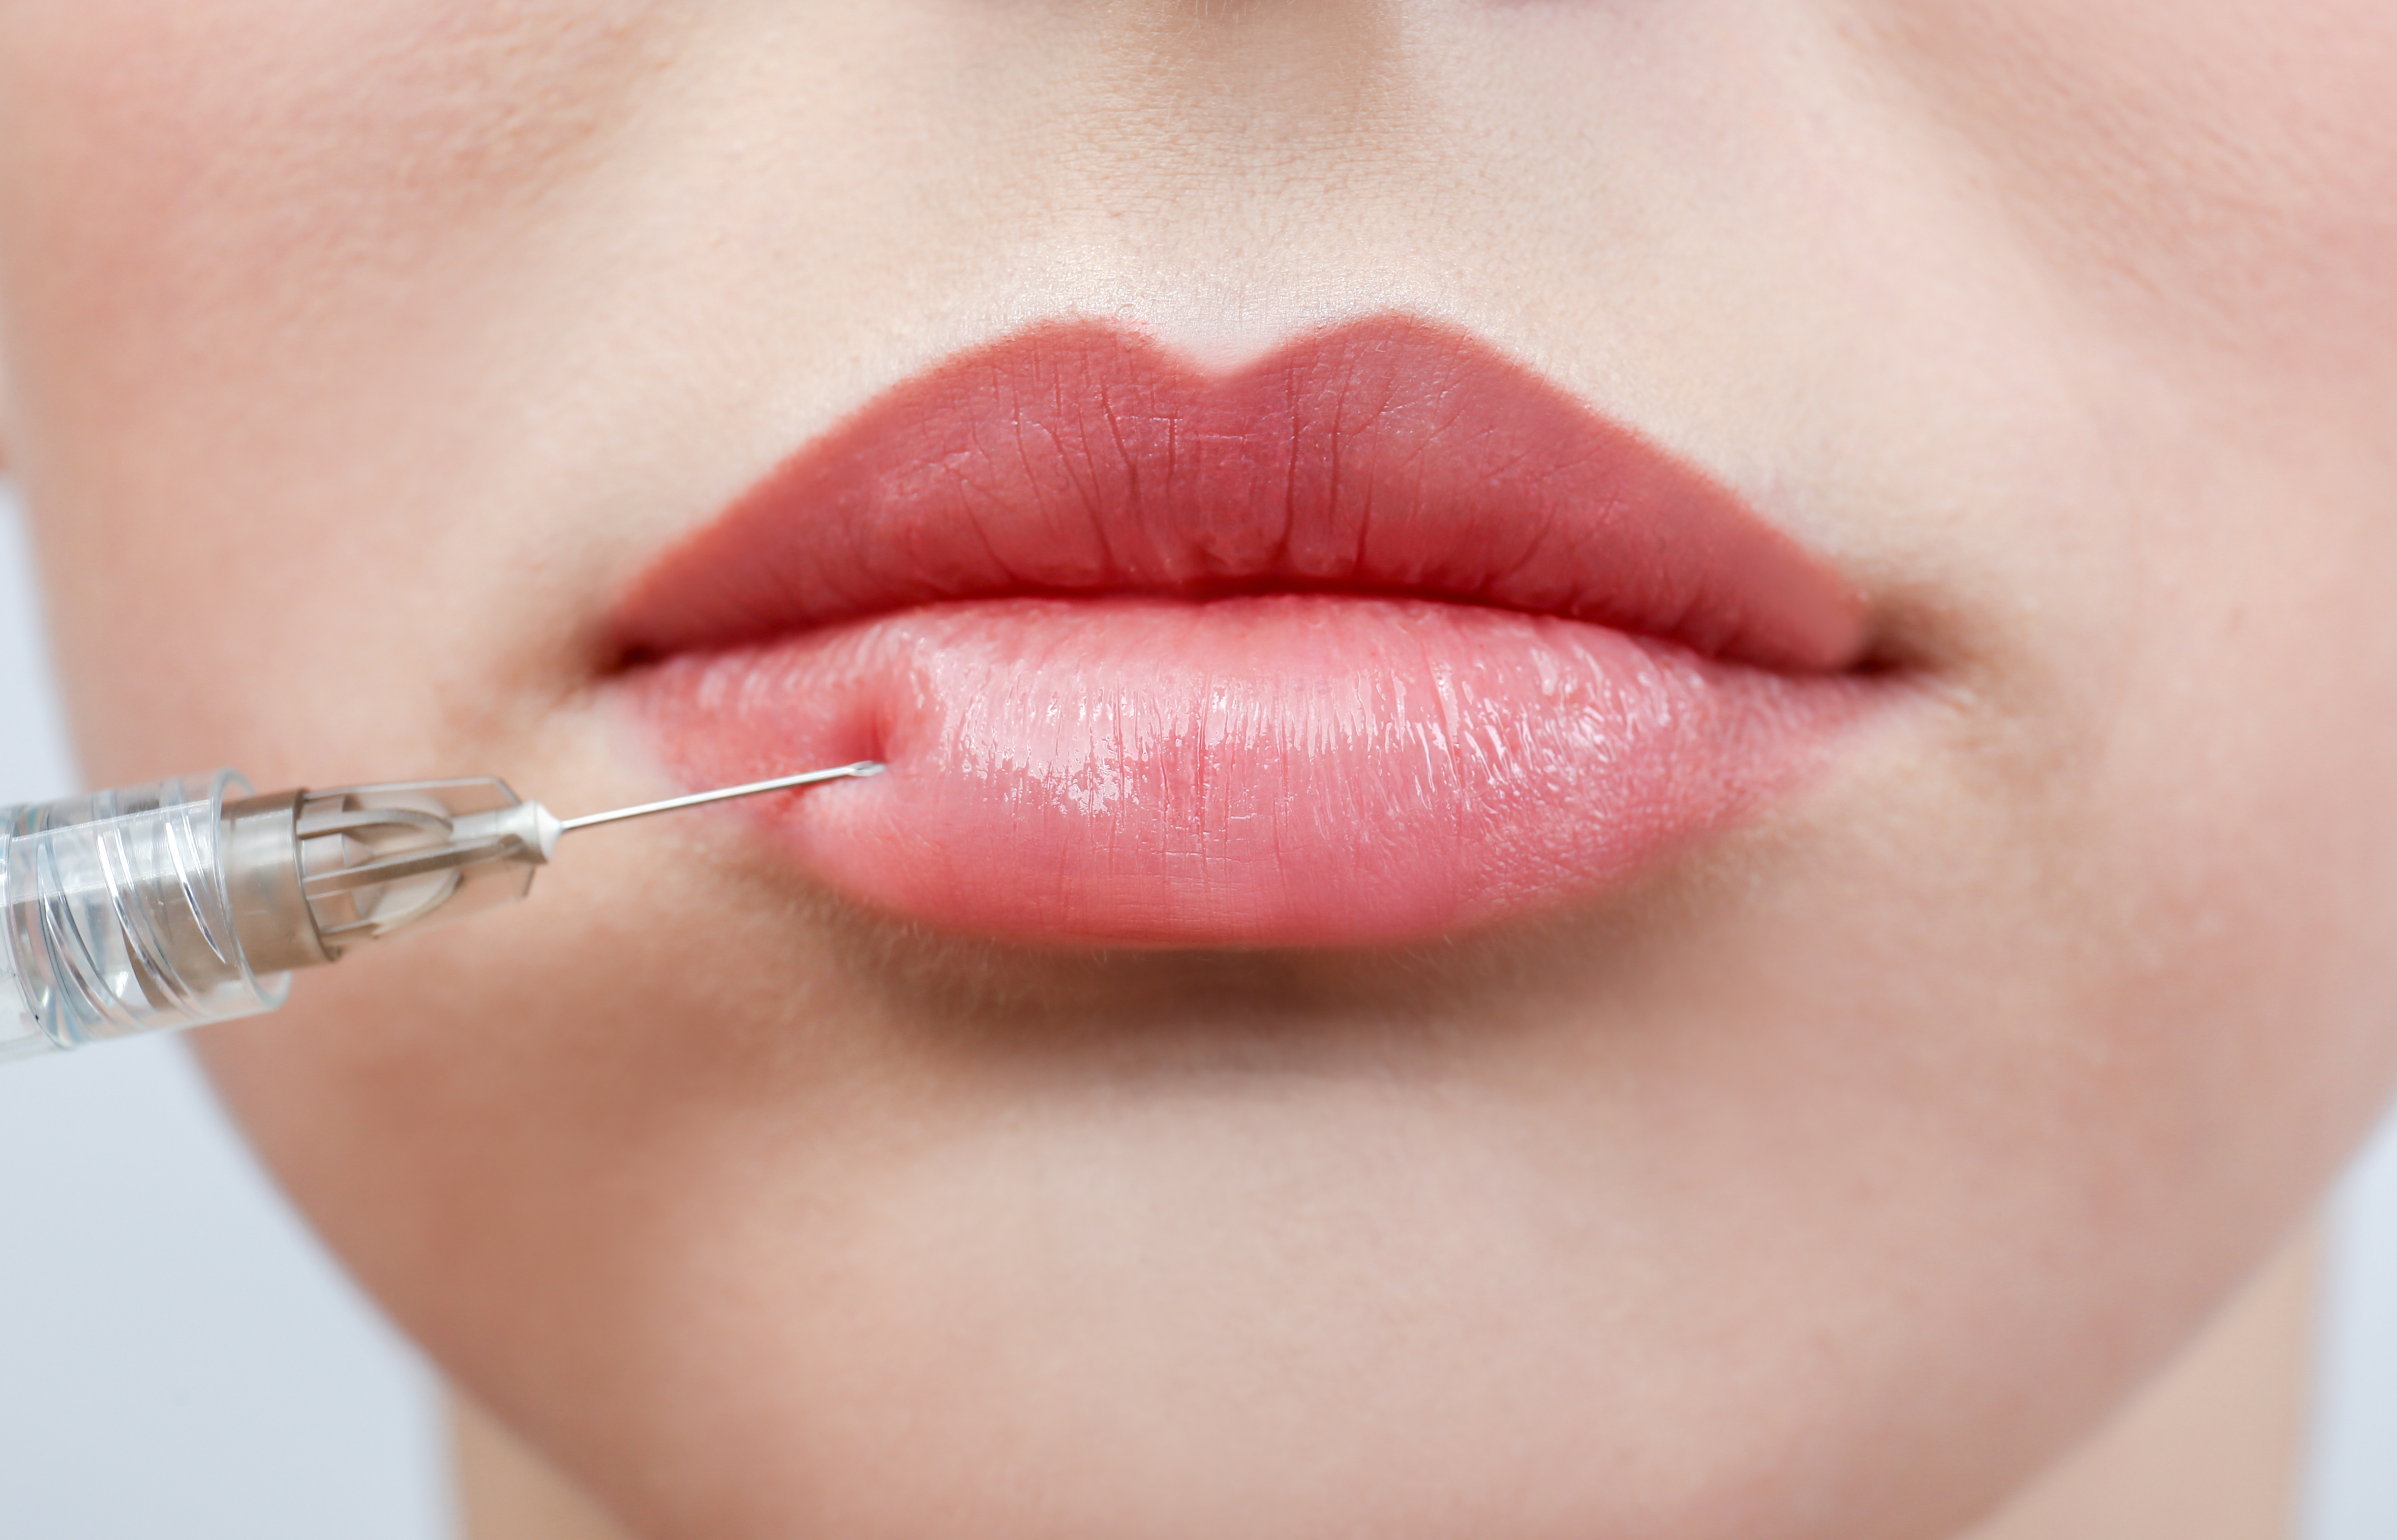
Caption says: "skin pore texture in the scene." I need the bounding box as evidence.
[3,3,2397,1538]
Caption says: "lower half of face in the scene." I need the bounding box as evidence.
[6,2,2397,1536]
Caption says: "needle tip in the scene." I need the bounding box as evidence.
[849,761,887,778]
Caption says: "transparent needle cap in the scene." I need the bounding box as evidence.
[285,779,562,959]
[227,764,879,970]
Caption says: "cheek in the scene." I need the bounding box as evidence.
[1847,0,2397,1148]
[0,0,667,339]
[0,0,679,778]
[1855,0,2397,390]
[2104,484,2397,1145]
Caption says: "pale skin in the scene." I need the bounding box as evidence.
[4,4,2396,1538]
[457,1226,2327,1538]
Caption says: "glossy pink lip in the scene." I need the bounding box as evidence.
[613,316,1872,946]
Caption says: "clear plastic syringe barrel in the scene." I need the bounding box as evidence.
[0,771,288,1062]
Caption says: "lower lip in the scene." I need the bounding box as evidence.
[626,595,1865,947]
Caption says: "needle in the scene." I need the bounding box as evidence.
[557,761,885,834]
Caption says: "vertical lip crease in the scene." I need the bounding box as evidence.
[606,313,1868,676]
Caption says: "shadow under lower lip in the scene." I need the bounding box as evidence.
[626,593,1867,947]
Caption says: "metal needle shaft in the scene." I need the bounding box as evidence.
[558,762,885,834]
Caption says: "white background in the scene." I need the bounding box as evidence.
[0,479,2389,1534]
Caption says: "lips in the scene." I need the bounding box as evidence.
[613,316,1873,946]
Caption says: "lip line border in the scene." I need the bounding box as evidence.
[600,312,1883,679]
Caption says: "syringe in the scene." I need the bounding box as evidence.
[0,762,882,1064]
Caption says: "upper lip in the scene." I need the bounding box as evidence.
[610,314,1866,672]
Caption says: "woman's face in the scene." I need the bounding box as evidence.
[6,3,2397,1535]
